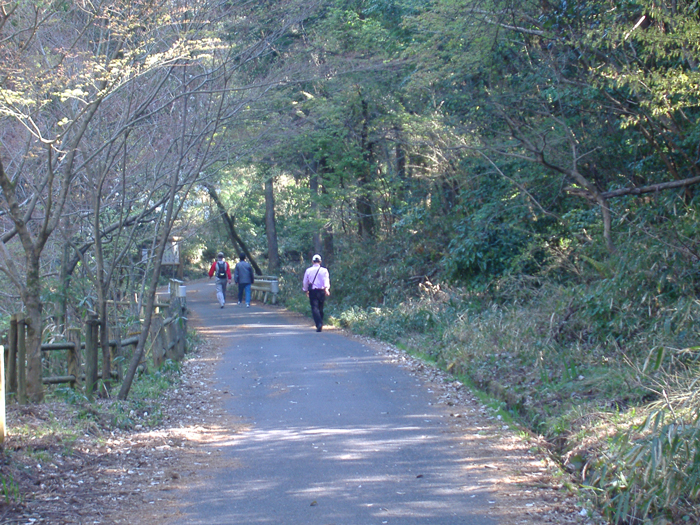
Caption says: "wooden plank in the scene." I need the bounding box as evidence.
[67,328,82,390]
[42,375,76,385]
[150,316,165,368]
[84,316,99,400]
[41,342,77,351]
[110,335,140,347]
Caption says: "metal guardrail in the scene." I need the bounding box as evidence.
[250,275,280,304]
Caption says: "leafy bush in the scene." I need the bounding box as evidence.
[585,404,700,524]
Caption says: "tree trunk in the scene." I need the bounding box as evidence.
[321,183,334,266]
[264,176,280,275]
[396,139,406,182]
[118,230,166,400]
[322,226,334,267]
[23,256,43,403]
[57,235,70,335]
[119,221,169,399]
[204,183,262,275]
[309,173,322,255]
[395,126,408,208]
[98,301,111,387]
[93,203,111,388]
[357,97,375,239]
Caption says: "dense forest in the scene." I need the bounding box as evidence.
[1,0,699,522]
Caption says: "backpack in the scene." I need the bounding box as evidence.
[216,260,227,279]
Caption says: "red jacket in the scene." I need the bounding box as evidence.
[208,259,232,280]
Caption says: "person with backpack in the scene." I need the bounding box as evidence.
[234,253,255,307]
[208,252,232,308]
[302,254,330,332]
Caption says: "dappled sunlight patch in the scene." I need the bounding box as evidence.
[196,326,242,336]
[353,333,599,524]
[198,325,311,338]
[241,328,312,337]
[166,423,245,447]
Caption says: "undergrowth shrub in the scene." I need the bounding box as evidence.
[106,358,182,429]
[337,299,442,343]
[585,396,700,524]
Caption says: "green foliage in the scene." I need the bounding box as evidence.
[51,386,90,406]
[105,359,181,429]
[445,194,551,283]
[0,473,21,505]
[109,403,137,430]
[338,301,441,343]
[569,201,700,351]
[130,359,181,399]
[585,406,700,524]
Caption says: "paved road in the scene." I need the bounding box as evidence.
[171,279,499,524]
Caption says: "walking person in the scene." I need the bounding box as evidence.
[208,252,232,308]
[302,254,330,332]
[234,253,255,307]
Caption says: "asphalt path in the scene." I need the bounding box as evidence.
[171,279,500,525]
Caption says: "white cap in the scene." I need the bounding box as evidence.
[312,254,322,262]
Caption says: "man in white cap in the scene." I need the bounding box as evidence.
[302,254,330,332]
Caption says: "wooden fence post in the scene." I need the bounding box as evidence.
[84,315,99,399]
[7,315,17,399]
[67,328,82,389]
[0,344,5,443]
[180,301,188,354]
[150,316,165,368]
[17,315,27,405]
[111,340,123,382]
[2,341,6,400]
[169,280,187,353]
[165,321,177,361]
[175,318,185,361]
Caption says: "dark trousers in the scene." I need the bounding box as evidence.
[237,283,251,304]
[308,289,326,329]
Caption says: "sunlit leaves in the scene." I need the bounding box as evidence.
[584,0,700,113]
[0,88,37,112]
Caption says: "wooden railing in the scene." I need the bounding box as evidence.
[2,280,188,405]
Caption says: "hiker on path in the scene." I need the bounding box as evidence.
[302,254,330,332]
[234,253,255,307]
[208,252,232,308]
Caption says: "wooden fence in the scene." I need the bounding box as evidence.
[0,280,188,441]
